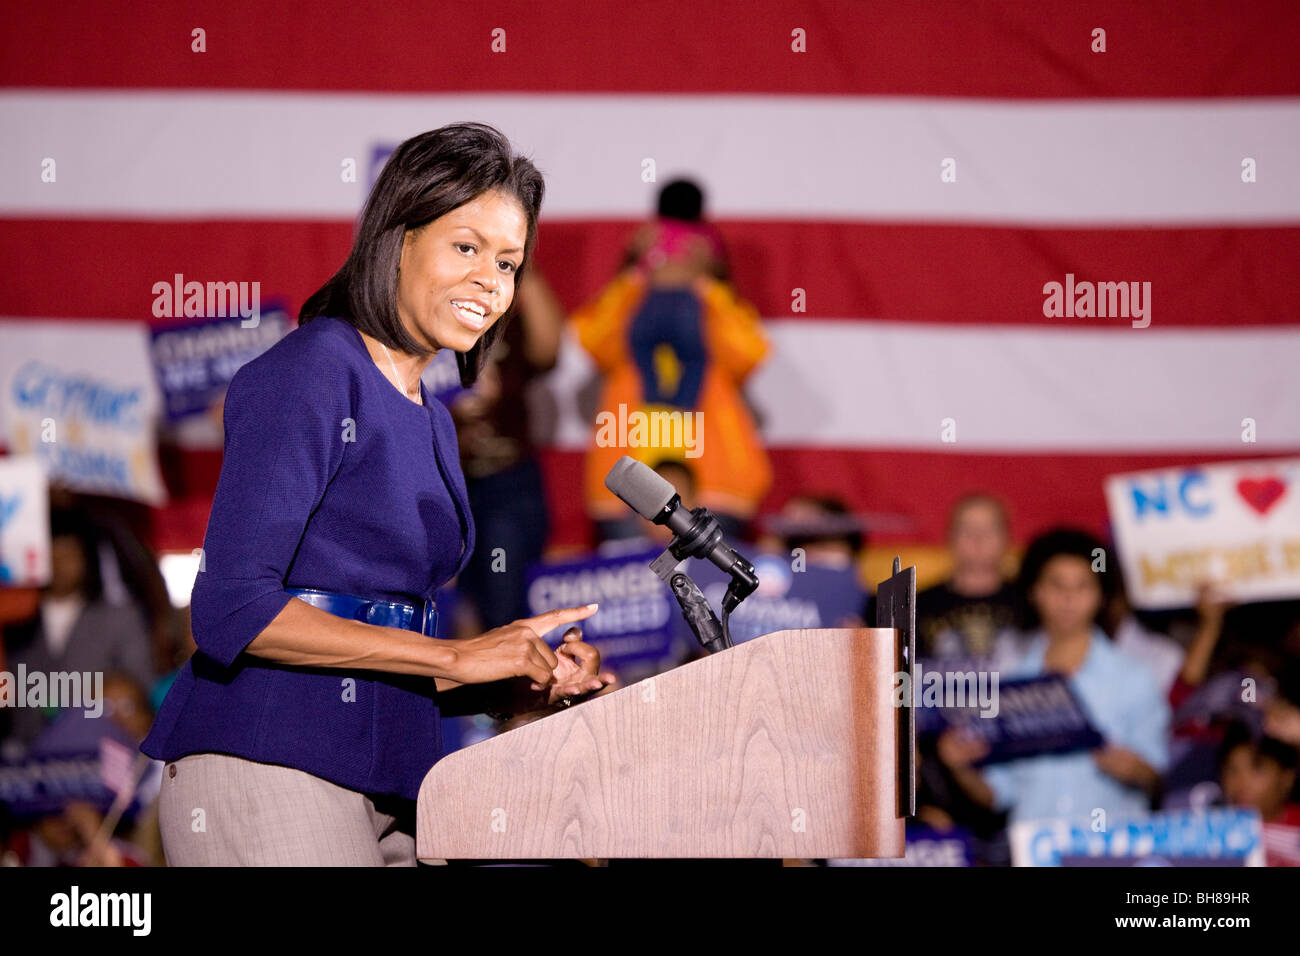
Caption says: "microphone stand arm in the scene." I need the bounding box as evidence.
[650,547,729,654]
[645,502,760,654]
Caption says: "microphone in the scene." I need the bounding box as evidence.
[604,456,758,610]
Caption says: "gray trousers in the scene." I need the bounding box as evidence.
[158,752,417,866]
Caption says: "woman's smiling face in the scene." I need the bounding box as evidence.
[395,188,529,354]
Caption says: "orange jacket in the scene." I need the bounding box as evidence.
[572,270,772,521]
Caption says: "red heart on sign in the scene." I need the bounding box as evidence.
[1236,477,1286,516]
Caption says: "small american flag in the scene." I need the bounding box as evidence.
[1262,823,1300,867]
[98,737,138,796]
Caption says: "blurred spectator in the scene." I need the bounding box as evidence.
[1217,722,1300,866]
[1169,580,1237,712]
[1107,569,1187,696]
[762,494,865,573]
[450,267,562,632]
[48,483,177,674]
[3,672,163,866]
[599,457,700,551]
[938,527,1170,826]
[573,177,770,544]
[888,494,1020,862]
[149,604,198,716]
[2,509,154,754]
[868,493,1018,660]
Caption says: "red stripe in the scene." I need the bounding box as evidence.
[2,1,1298,97]
[4,219,1298,327]
[146,445,1300,553]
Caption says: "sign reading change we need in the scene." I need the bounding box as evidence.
[1104,457,1300,610]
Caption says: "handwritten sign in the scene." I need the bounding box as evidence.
[1104,457,1300,609]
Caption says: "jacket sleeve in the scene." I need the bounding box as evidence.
[699,277,769,382]
[188,347,353,669]
[570,271,644,372]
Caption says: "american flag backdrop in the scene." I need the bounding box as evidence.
[2,1,1299,555]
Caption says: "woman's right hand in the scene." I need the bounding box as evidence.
[443,604,600,689]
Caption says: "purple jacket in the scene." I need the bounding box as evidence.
[142,316,475,801]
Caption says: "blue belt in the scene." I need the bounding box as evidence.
[286,587,438,637]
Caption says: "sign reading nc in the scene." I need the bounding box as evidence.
[1123,468,1212,522]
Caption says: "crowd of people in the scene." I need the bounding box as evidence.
[1,177,1295,866]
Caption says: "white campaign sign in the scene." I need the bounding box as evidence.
[1102,457,1300,608]
[0,319,167,505]
[1104,457,1300,610]
[0,455,51,587]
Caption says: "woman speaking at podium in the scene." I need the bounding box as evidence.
[142,123,611,866]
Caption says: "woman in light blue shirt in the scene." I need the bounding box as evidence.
[938,528,1170,827]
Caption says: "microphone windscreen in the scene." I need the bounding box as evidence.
[604,456,675,520]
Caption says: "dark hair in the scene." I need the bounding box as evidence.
[1217,720,1300,775]
[657,178,705,221]
[299,122,545,388]
[781,494,865,557]
[49,508,103,602]
[1014,526,1117,637]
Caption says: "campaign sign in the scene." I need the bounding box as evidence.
[0,319,167,505]
[149,303,290,421]
[1010,807,1265,867]
[0,708,138,820]
[1104,457,1300,609]
[0,455,51,586]
[0,754,110,819]
[525,546,677,670]
[911,670,1104,765]
[686,552,866,645]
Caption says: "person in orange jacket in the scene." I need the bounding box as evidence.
[571,180,772,542]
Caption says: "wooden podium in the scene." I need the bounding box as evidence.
[417,561,915,861]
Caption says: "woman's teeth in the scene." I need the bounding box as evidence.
[452,300,487,329]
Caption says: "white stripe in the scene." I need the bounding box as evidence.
[2,91,1299,223]
[539,321,1300,450]
[6,315,1292,453]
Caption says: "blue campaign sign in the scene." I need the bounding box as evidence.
[525,546,679,671]
[0,708,138,819]
[910,668,1104,765]
[1011,807,1264,867]
[0,754,109,819]
[685,552,866,645]
[149,302,290,421]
